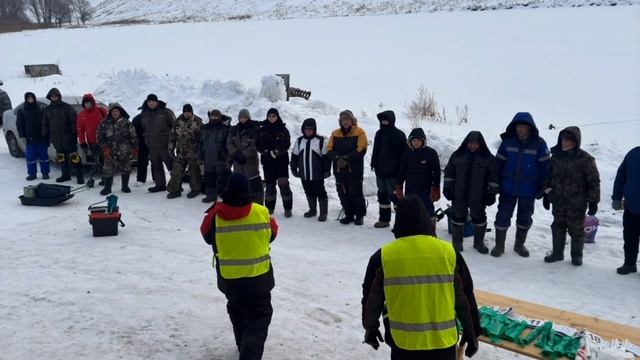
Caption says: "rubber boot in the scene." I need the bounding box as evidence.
[304,196,317,218]
[491,228,507,257]
[617,264,637,275]
[318,198,328,222]
[570,236,584,266]
[473,224,489,254]
[121,174,131,193]
[544,230,565,263]
[514,228,530,257]
[100,177,113,195]
[451,224,464,252]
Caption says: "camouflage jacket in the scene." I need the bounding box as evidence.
[97,115,138,158]
[169,114,203,160]
[544,126,600,210]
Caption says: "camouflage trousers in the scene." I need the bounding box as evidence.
[167,158,201,194]
[551,207,586,258]
[103,154,132,177]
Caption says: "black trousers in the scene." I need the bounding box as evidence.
[335,171,366,217]
[149,146,173,188]
[136,145,150,183]
[388,339,455,360]
[301,180,327,200]
[204,170,230,200]
[226,290,273,360]
[623,209,640,266]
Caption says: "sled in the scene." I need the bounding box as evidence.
[18,183,87,207]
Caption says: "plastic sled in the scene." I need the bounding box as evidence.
[19,193,75,206]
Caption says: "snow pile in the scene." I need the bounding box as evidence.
[259,75,286,103]
[94,70,338,133]
[91,0,640,24]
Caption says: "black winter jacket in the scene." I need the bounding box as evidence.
[371,111,407,179]
[199,115,231,173]
[397,128,441,192]
[17,94,46,144]
[443,131,499,204]
[41,88,77,150]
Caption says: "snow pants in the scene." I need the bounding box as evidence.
[495,194,535,230]
[376,177,398,222]
[226,290,273,360]
[26,142,50,176]
[551,207,586,258]
[335,170,366,218]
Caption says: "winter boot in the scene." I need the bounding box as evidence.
[284,209,293,218]
[354,215,364,226]
[121,174,131,193]
[186,191,199,199]
[26,175,37,181]
[318,198,328,222]
[202,188,216,203]
[491,228,507,257]
[100,177,113,195]
[616,264,637,275]
[304,196,317,218]
[451,224,464,252]
[76,166,84,185]
[374,220,390,228]
[56,163,71,183]
[340,213,354,225]
[570,236,584,266]
[167,192,181,199]
[148,185,167,193]
[514,228,530,257]
[42,173,50,180]
[473,224,489,254]
[544,231,565,263]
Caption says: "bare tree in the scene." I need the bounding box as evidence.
[0,0,28,21]
[72,0,93,25]
[51,0,73,26]
[27,0,43,23]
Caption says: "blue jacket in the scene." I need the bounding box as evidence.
[613,146,640,214]
[495,112,550,198]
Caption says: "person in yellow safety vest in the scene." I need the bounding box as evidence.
[200,173,279,360]
[361,195,480,360]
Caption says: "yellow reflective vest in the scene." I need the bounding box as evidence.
[381,235,458,350]
[215,203,272,279]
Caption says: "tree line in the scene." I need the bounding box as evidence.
[0,0,94,28]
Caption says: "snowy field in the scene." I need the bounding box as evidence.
[1,5,639,360]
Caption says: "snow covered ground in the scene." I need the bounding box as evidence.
[1,5,639,360]
[89,0,640,24]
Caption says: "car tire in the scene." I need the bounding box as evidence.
[6,131,25,158]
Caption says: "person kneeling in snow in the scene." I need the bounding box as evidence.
[542,127,600,266]
[361,195,480,359]
[96,103,138,195]
[290,118,331,222]
[200,173,278,360]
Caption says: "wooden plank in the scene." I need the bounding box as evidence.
[475,290,640,345]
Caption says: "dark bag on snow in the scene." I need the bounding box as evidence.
[36,183,72,199]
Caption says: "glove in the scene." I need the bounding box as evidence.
[459,334,478,358]
[80,143,89,152]
[323,171,331,179]
[543,194,550,210]
[536,190,545,200]
[102,146,112,161]
[485,193,497,206]
[612,199,623,211]
[232,151,247,165]
[443,187,453,201]
[336,157,349,170]
[270,150,278,159]
[430,186,440,202]
[587,202,598,216]
[291,167,299,178]
[395,185,404,200]
[363,329,383,350]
